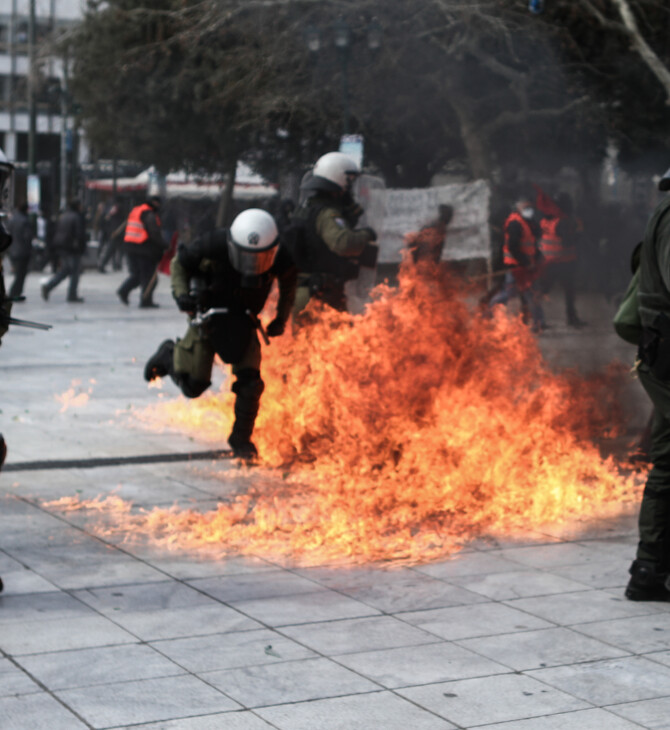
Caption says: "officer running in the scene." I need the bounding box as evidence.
[290,152,378,316]
[144,208,297,460]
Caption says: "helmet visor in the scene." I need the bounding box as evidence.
[227,234,278,276]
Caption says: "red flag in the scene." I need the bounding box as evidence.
[532,183,564,218]
[157,232,178,275]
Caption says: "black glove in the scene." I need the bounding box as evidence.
[266,318,286,338]
[359,242,379,268]
[176,293,197,313]
[359,227,377,242]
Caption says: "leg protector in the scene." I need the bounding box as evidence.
[228,368,264,458]
[175,374,210,399]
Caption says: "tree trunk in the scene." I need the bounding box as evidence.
[216,156,238,228]
[448,96,492,180]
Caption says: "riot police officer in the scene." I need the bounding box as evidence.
[144,208,296,460]
[290,152,378,315]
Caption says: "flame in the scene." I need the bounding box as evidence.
[55,379,92,412]
[54,261,641,566]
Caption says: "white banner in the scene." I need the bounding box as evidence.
[370,180,491,263]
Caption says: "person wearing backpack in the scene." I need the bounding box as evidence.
[289,152,378,317]
[625,167,670,602]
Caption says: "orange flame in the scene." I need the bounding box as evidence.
[57,261,641,566]
[54,379,92,412]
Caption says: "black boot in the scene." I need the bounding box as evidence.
[0,433,6,472]
[228,369,264,460]
[625,559,670,601]
[144,340,175,382]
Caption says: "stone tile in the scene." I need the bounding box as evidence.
[449,569,590,600]
[204,656,380,707]
[281,615,437,655]
[135,552,275,580]
[505,589,664,625]
[646,650,670,669]
[492,542,612,569]
[296,566,486,613]
[138,713,277,729]
[255,691,457,729]
[0,614,137,655]
[413,551,531,579]
[397,673,588,726]
[553,558,629,590]
[16,643,185,691]
[528,656,670,705]
[190,570,325,603]
[458,627,628,671]
[153,628,317,673]
[8,543,168,589]
[573,614,670,654]
[608,696,670,729]
[398,601,553,640]
[0,563,58,595]
[229,589,379,627]
[335,641,509,688]
[0,658,41,697]
[480,708,647,729]
[55,675,240,727]
[0,692,88,729]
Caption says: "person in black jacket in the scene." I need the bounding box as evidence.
[7,202,34,299]
[41,199,86,303]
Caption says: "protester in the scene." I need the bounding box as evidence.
[403,204,453,265]
[7,201,34,299]
[40,199,86,303]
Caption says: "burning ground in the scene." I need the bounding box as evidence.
[48,263,641,566]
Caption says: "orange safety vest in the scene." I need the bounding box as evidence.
[539,216,577,263]
[502,212,536,266]
[124,204,161,245]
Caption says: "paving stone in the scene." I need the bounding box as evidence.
[55,675,241,727]
[281,615,437,655]
[528,656,670,705]
[398,601,553,640]
[607,696,670,729]
[203,656,380,708]
[397,672,589,726]
[228,589,379,627]
[16,643,185,691]
[458,626,628,671]
[0,658,41,697]
[572,613,670,654]
[479,707,647,729]
[334,640,509,688]
[137,714,277,729]
[449,569,591,600]
[190,569,327,603]
[0,692,89,729]
[255,691,457,729]
[152,628,317,674]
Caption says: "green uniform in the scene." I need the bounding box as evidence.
[634,196,670,572]
[292,194,375,314]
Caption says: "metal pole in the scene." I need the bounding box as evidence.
[28,0,36,175]
[59,80,67,210]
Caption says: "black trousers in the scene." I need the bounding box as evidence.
[118,253,157,304]
[9,256,31,299]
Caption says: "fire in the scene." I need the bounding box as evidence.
[55,378,92,412]
[53,261,641,566]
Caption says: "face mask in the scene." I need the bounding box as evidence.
[521,207,535,220]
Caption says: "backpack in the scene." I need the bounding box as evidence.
[612,252,641,345]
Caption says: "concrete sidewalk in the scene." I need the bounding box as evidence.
[0,267,667,730]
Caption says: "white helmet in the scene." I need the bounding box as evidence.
[0,147,14,218]
[303,152,360,194]
[227,208,279,276]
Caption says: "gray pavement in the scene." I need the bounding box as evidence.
[0,265,666,730]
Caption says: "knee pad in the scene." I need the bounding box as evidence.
[232,368,265,400]
[177,375,210,399]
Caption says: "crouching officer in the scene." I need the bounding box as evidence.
[144,208,297,460]
[291,152,378,316]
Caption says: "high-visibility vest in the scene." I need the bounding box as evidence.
[502,212,536,266]
[539,216,577,263]
[124,204,161,245]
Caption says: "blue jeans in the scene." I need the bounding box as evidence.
[489,270,545,329]
[44,253,82,300]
